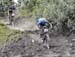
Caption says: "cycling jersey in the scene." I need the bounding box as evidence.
[37,18,49,27]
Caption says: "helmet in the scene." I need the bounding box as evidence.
[42,18,46,22]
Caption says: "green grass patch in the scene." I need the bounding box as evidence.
[0,23,22,45]
[19,9,32,17]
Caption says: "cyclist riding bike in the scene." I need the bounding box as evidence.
[8,5,16,25]
[37,18,51,49]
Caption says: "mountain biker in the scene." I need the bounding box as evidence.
[37,18,51,49]
[8,5,16,25]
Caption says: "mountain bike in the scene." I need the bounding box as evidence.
[40,26,50,49]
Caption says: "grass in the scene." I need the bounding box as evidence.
[19,9,32,17]
[0,23,22,45]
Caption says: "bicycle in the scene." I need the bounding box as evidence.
[40,26,50,49]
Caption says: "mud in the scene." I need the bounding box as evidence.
[0,30,75,57]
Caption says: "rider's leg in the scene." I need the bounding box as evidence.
[9,16,14,25]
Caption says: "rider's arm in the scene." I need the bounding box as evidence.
[46,20,52,28]
[37,21,41,29]
[37,24,41,29]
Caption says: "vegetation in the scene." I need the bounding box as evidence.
[18,0,74,19]
[0,0,15,16]
[1,0,75,22]
[18,0,75,33]
[0,23,22,45]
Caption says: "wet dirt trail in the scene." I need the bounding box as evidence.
[0,30,75,57]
